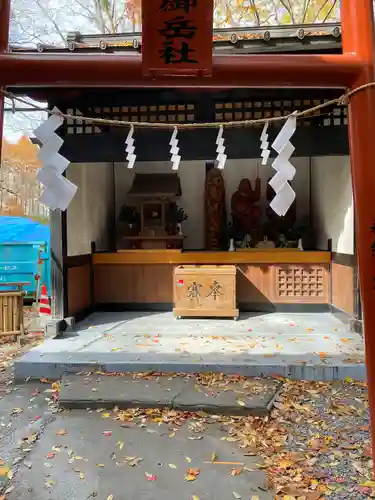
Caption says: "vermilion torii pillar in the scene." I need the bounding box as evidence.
[0,0,374,455]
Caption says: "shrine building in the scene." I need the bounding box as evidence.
[10,23,359,332]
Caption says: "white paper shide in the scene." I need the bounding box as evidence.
[268,113,297,216]
[169,126,181,171]
[216,125,227,170]
[125,124,136,169]
[260,122,270,165]
[33,108,77,211]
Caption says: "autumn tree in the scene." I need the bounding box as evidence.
[10,0,340,48]
[0,137,48,221]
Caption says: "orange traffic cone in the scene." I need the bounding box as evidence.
[39,284,51,316]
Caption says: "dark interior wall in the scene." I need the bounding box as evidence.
[60,125,349,164]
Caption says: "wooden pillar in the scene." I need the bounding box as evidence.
[341,0,375,458]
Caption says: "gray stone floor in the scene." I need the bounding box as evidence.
[15,311,365,381]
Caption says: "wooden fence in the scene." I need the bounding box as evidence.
[0,283,27,343]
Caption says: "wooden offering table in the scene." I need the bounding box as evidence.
[173,265,239,319]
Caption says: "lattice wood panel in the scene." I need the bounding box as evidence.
[66,104,195,134]
[215,99,347,127]
[275,265,329,303]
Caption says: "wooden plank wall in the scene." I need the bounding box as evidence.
[94,263,331,310]
[331,253,356,317]
[66,254,93,318]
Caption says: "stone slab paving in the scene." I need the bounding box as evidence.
[4,408,273,500]
[59,374,281,415]
[15,311,365,381]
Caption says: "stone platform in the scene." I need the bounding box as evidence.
[15,311,365,381]
[59,374,281,415]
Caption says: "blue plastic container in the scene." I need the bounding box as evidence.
[0,217,50,298]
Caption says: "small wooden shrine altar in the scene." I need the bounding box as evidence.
[117,173,185,250]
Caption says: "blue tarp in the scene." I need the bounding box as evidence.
[0,216,50,243]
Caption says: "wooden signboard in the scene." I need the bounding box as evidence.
[141,0,214,77]
[173,265,239,319]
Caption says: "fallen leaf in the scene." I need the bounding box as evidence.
[117,441,124,450]
[79,472,85,480]
[211,452,217,463]
[192,496,200,500]
[102,412,111,418]
[96,463,105,467]
[0,467,9,477]
[185,474,197,482]
[107,496,114,500]
[233,493,241,499]
[145,472,157,481]
[361,481,375,487]
[230,468,243,476]
[250,496,259,500]
[56,429,67,436]
[44,480,56,487]
[186,457,192,463]
[7,470,13,480]
[187,468,200,477]
[46,452,55,459]
[188,436,203,440]
[168,463,177,469]
[4,486,14,494]
[125,456,143,467]
[236,399,245,407]
[103,431,112,436]
[169,432,176,438]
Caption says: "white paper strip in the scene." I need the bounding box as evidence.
[272,113,297,153]
[269,171,288,193]
[33,108,64,143]
[38,170,77,211]
[269,182,296,216]
[40,189,60,210]
[260,122,270,166]
[268,113,297,216]
[169,126,180,171]
[125,125,136,169]
[37,134,64,163]
[216,126,226,169]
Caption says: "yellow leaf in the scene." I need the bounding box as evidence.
[7,470,13,480]
[102,412,111,418]
[236,399,245,407]
[185,474,196,482]
[186,457,192,463]
[361,481,375,487]
[250,496,260,500]
[211,452,217,463]
[117,441,124,450]
[107,496,114,500]
[168,463,177,469]
[96,463,105,467]
[169,432,175,438]
[79,472,85,480]
[0,467,9,477]
[192,496,200,500]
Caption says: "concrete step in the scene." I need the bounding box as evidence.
[59,374,282,416]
